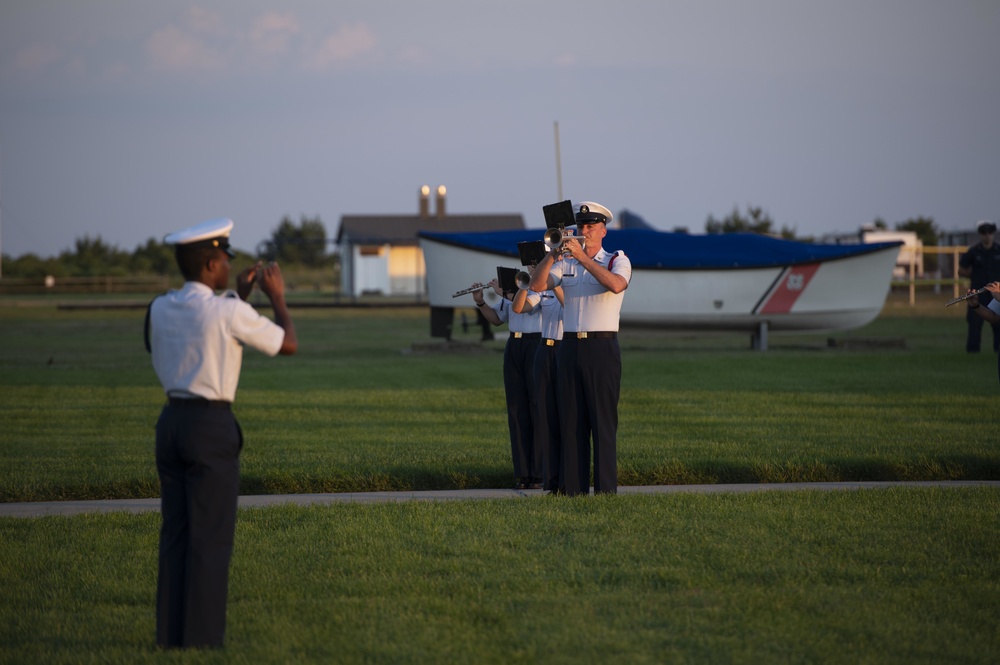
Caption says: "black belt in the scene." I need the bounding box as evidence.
[168,397,231,410]
[509,332,542,339]
[570,331,617,339]
[543,338,561,347]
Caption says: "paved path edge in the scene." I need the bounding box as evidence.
[2,480,998,518]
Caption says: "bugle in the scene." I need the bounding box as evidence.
[543,227,565,249]
[452,282,492,298]
[543,228,584,254]
[945,287,989,307]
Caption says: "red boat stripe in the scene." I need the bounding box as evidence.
[756,263,822,314]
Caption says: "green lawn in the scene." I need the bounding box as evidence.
[0,301,996,501]
[1,297,998,663]
[2,488,997,664]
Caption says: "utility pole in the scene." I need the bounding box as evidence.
[553,121,563,201]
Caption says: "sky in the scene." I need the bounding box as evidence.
[0,0,998,258]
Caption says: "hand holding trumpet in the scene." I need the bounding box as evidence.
[543,227,585,258]
[559,235,586,260]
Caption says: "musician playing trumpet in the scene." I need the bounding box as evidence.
[966,281,1000,384]
[471,275,545,490]
[530,201,632,496]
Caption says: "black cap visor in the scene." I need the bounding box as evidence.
[575,211,607,225]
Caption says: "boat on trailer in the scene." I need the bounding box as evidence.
[418,228,902,349]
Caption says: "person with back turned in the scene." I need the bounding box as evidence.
[146,217,297,649]
[958,220,1000,353]
[530,201,631,496]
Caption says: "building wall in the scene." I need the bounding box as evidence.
[388,245,426,297]
[352,244,390,295]
[342,242,427,296]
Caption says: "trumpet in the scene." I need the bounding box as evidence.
[452,281,492,298]
[945,287,989,307]
[515,270,531,290]
[543,227,584,254]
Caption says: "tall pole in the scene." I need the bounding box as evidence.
[553,121,563,201]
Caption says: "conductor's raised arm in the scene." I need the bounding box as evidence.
[257,262,297,355]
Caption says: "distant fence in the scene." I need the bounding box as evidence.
[0,245,977,304]
[0,275,171,295]
[893,246,968,306]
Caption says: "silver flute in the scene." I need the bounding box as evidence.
[452,282,491,298]
[944,287,989,307]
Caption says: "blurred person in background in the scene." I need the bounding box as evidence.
[958,220,1000,353]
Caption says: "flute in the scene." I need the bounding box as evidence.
[452,282,490,298]
[944,288,988,307]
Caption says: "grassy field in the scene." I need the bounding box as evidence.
[1,292,998,662]
[0,292,997,501]
[2,488,998,664]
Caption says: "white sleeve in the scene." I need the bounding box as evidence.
[492,298,510,323]
[610,251,632,283]
[230,300,285,356]
[549,259,566,287]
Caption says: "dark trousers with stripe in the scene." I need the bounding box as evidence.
[155,402,242,649]
[533,342,562,491]
[504,336,541,480]
[556,337,621,496]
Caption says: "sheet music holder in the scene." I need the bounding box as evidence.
[517,240,547,266]
[542,200,574,230]
[496,266,519,299]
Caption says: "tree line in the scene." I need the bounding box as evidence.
[706,205,942,270]
[2,215,333,279]
[706,205,939,246]
[2,208,946,280]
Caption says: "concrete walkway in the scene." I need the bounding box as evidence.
[2,480,997,518]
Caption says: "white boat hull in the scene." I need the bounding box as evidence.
[420,235,899,334]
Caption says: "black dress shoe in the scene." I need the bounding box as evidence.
[514,478,529,490]
[526,481,543,490]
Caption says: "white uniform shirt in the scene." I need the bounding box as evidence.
[525,290,564,340]
[491,296,542,334]
[550,248,632,332]
[150,281,285,402]
[988,299,1000,317]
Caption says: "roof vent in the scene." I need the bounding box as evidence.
[436,185,447,220]
[419,185,430,219]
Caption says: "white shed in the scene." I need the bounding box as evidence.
[336,186,525,298]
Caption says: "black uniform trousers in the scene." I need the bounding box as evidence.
[533,341,562,491]
[155,400,242,649]
[503,334,541,480]
[556,336,621,496]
